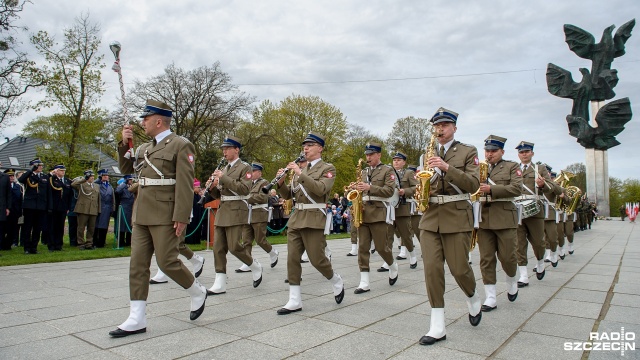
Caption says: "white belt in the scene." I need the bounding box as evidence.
[250,204,269,210]
[139,178,176,186]
[362,195,394,202]
[294,203,326,210]
[479,196,516,202]
[221,195,250,201]
[429,194,470,204]
[515,195,539,201]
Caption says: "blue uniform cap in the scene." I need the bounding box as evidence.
[430,107,459,125]
[220,135,243,148]
[484,135,507,150]
[515,141,535,152]
[392,152,407,160]
[97,168,109,176]
[139,99,173,118]
[29,158,43,166]
[252,162,264,171]
[301,132,325,147]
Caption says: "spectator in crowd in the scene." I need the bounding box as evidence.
[47,164,73,252]
[4,169,22,249]
[332,205,342,234]
[0,166,12,251]
[330,193,340,208]
[67,182,79,247]
[268,188,284,235]
[115,175,135,246]
[186,179,205,244]
[19,158,50,254]
[72,170,100,250]
[93,169,115,248]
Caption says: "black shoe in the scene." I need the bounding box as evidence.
[377,267,389,272]
[335,287,345,304]
[419,335,446,345]
[544,259,551,263]
[508,291,518,302]
[109,327,146,337]
[468,261,472,265]
[559,254,565,260]
[370,249,376,254]
[517,281,529,288]
[206,290,225,295]
[551,261,558,268]
[346,252,357,257]
[270,258,278,268]
[190,293,207,321]
[481,305,497,312]
[194,259,205,278]
[277,307,302,315]
[284,279,289,283]
[536,269,545,280]
[235,268,251,273]
[149,279,168,284]
[396,255,407,260]
[569,250,574,255]
[410,262,418,269]
[253,275,262,288]
[469,311,482,326]
[300,259,309,263]
[389,275,398,286]
[354,288,370,294]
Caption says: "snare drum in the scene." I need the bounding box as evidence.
[516,199,541,219]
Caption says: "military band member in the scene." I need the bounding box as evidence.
[205,135,263,295]
[391,152,418,268]
[476,135,522,312]
[345,187,358,256]
[18,158,50,254]
[276,132,344,314]
[564,206,577,255]
[407,164,422,245]
[110,100,207,337]
[515,142,552,287]
[418,108,482,345]
[540,166,562,267]
[555,183,568,260]
[351,142,400,294]
[236,163,279,273]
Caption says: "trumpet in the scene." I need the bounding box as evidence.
[261,153,306,194]
[197,158,228,205]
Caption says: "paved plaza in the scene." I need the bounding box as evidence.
[0,220,638,359]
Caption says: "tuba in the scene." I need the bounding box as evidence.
[346,159,364,228]
[564,186,582,215]
[414,127,438,212]
[470,159,489,251]
[553,170,574,210]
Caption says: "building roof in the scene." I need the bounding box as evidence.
[0,136,121,176]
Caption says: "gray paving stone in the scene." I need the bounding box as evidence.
[541,298,603,319]
[604,305,640,325]
[0,312,40,329]
[0,334,99,360]
[65,350,128,360]
[389,344,486,359]
[610,293,640,308]
[181,338,295,360]
[590,320,640,360]
[616,272,640,284]
[294,329,415,360]
[580,264,619,276]
[208,308,305,337]
[494,332,582,360]
[566,279,614,292]
[614,283,640,295]
[522,312,595,341]
[573,273,616,284]
[249,318,355,353]
[0,322,66,347]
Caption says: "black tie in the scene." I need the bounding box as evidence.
[439,146,445,159]
[307,164,312,170]
[523,164,528,171]
[152,139,157,146]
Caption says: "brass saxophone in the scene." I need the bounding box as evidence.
[470,159,489,251]
[346,159,364,228]
[414,128,438,212]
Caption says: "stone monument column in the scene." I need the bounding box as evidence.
[585,101,609,217]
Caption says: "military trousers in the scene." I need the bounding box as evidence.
[420,230,476,308]
[242,222,272,255]
[478,228,518,284]
[543,220,558,252]
[286,227,333,285]
[516,217,545,266]
[556,221,565,248]
[130,223,195,300]
[350,219,358,245]
[411,215,421,239]
[565,219,575,243]
[358,221,394,271]
[214,224,253,273]
[76,213,96,249]
[394,216,414,252]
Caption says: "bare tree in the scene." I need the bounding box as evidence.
[31,12,105,159]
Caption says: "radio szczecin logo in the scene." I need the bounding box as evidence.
[564,327,636,355]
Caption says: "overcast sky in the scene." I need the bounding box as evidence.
[5,0,639,180]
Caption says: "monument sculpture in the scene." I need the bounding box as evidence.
[546,19,635,216]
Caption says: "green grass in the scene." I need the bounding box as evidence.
[0,232,350,267]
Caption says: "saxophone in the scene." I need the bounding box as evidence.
[414,128,438,212]
[346,158,364,228]
[470,159,489,250]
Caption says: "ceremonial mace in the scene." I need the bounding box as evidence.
[110,41,134,159]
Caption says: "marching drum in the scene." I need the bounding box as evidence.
[516,199,541,219]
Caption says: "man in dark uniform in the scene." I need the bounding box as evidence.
[476,135,522,312]
[3,169,22,250]
[418,108,482,345]
[47,164,73,251]
[94,169,115,248]
[110,99,207,337]
[203,135,263,295]
[351,142,400,294]
[515,142,554,287]
[236,163,279,273]
[0,167,12,251]
[18,158,50,254]
[391,152,418,268]
[275,132,344,314]
[115,174,135,246]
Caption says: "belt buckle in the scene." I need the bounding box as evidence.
[437,196,445,205]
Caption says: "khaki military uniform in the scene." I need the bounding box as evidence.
[71,178,101,249]
[516,164,553,265]
[394,168,418,253]
[243,178,273,255]
[542,179,563,253]
[358,163,396,271]
[278,160,336,285]
[207,160,254,273]
[419,141,480,308]
[477,160,522,284]
[118,133,196,300]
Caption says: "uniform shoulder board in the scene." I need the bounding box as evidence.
[177,136,192,144]
[503,160,518,165]
[456,142,475,149]
[241,160,251,168]
[324,161,334,167]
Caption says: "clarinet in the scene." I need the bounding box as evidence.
[197,158,228,205]
[261,153,305,194]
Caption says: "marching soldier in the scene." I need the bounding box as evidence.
[391,152,418,268]
[351,142,400,294]
[345,187,358,257]
[407,164,422,246]
[276,132,344,314]
[541,166,563,267]
[418,108,482,345]
[565,204,577,255]
[18,158,51,254]
[110,99,207,337]
[48,164,73,251]
[235,163,279,273]
[515,142,553,287]
[476,135,522,312]
[204,135,264,295]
